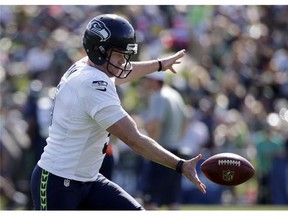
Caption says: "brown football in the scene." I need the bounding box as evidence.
[200,152,255,186]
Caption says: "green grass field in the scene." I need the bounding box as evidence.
[179,204,288,210]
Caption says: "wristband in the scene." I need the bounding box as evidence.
[176,160,185,174]
[157,59,162,72]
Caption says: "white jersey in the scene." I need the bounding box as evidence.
[38,57,127,182]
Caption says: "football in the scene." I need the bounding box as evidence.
[200,152,255,186]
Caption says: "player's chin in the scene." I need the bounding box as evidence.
[109,69,121,78]
[117,69,131,78]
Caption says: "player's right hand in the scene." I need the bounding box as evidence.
[181,154,207,194]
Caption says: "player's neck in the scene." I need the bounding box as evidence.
[86,58,96,67]
[86,57,111,77]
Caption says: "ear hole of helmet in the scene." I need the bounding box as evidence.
[89,45,107,65]
[95,46,107,65]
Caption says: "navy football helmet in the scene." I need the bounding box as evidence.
[83,14,138,79]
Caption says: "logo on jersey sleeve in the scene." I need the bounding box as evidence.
[92,80,108,92]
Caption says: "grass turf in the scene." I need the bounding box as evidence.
[179,204,288,210]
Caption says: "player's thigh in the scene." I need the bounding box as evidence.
[30,165,82,210]
[84,174,144,210]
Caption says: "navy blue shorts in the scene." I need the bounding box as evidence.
[30,165,144,210]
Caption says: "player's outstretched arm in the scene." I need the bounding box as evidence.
[106,114,206,194]
[115,49,186,85]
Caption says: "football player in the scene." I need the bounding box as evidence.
[30,14,206,210]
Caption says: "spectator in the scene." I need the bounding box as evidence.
[140,71,189,210]
[252,125,285,204]
[179,106,209,157]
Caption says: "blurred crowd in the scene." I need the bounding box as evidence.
[1,5,288,209]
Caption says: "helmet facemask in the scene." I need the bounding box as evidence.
[105,49,132,79]
[105,44,137,79]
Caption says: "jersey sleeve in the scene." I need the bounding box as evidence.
[78,78,126,128]
[94,105,128,129]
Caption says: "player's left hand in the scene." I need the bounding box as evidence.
[182,154,207,194]
[158,49,186,73]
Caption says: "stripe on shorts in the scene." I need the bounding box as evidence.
[40,169,49,210]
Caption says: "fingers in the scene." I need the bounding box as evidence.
[176,49,186,56]
[192,153,206,194]
[167,56,184,73]
[177,49,186,58]
[194,153,202,162]
[164,49,185,63]
[193,175,206,194]
[169,67,177,74]
[168,60,182,73]
[173,50,185,61]
[199,182,207,194]
[161,49,186,73]
[190,174,206,194]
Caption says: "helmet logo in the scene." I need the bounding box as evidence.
[87,19,111,42]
